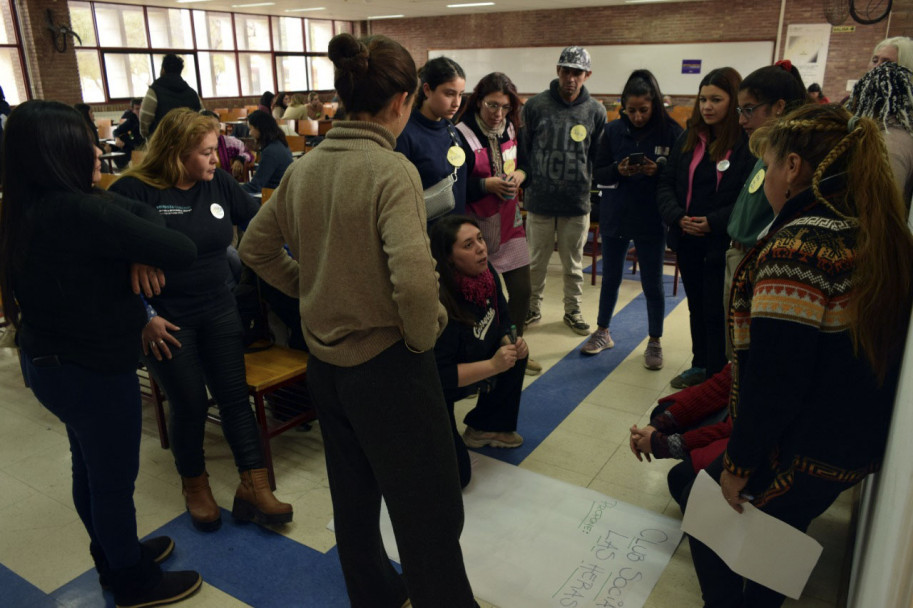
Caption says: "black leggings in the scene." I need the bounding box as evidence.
[145,306,264,477]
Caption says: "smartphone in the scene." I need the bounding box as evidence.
[627,152,645,165]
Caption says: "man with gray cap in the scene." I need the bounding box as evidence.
[518,46,605,335]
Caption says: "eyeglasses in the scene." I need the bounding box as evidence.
[482,101,512,113]
[736,102,770,119]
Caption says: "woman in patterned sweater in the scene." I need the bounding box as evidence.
[684,104,913,607]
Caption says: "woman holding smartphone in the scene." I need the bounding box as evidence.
[656,67,753,388]
[584,69,683,370]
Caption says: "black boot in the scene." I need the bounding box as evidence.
[94,536,176,589]
[110,552,201,608]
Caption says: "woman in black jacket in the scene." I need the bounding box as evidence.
[584,69,683,370]
[430,215,528,488]
[0,100,200,608]
[656,67,753,388]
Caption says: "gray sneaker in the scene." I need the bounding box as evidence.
[581,328,614,355]
[563,311,590,336]
[525,309,542,326]
[644,339,663,370]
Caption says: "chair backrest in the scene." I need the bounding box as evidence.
[245,105,259,115]
[213,108,229,121]
[297,119,319,136]
[261,187,275,204]
[228,108,248,121]
[286,134,305,153]
[318,120,333,135]
[669,105,692,129]
[97,173,118,190]
[605,109,620,123]
[96,122,114,139]
[322,103,336,118]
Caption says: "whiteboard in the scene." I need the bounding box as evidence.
[431,41,775,97]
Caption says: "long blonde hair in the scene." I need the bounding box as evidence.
[120,108,218,189]
[753,104,913,383]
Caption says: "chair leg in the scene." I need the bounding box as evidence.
[150,377,170,449]
[253,392,276,491]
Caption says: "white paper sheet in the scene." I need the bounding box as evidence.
[681,470,823,599]
[374,455,684,608]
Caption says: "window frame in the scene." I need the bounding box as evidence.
[69,0,343,104]
[0,0,30,104]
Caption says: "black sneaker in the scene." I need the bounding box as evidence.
[563,311,590,336]
[98,537,175,589]
[115,571,202,608]
[525,309,542,326]
[670,367,706,388]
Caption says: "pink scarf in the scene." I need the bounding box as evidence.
[457,268,495,308]
[686,131,733,211]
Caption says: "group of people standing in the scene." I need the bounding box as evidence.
[1,30,912,608]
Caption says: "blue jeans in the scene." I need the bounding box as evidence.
[597,235,665,337]
[144,306,263,477]
[22,354,143,570]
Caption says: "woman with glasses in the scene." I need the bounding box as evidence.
[455,72,540,375]
[396,56,468,223]
[656,67,753,389]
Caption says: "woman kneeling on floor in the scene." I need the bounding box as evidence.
[430,215,527,488]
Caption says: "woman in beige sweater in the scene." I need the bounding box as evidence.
[239,33,478,608]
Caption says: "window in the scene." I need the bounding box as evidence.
[0,0,27,104]
[69,2,346,103]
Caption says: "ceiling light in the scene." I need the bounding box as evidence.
[284,6,326,11]
[367,14,404,19]
[231,2,275,6]
[447,2,495,7]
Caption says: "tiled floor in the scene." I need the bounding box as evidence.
[0,252,851,607]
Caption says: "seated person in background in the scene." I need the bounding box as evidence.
[257,91,273,114]
[281,94,309,120]
[430,215,527,488]
[306,92,324,120]
[630,364,733,507]
[271,91,289,120]
[846,62,913,206]
[243,110,293,195]
[112,98,145,170]
[200,110,253,181]
[806,83,828,103]
[74,103,113,172]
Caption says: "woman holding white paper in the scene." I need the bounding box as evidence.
[683,104,913,606]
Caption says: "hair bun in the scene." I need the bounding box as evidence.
[328,34,369,77]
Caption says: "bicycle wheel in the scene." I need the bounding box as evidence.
[850,0,892,25]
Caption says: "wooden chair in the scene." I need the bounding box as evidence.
[213,108,230,121]
[227,108,248,121]
[97,173,119,190]
[145,345,315,490]
[317,120,333,135]
[605,109,620,123]
[286,135,305,154]
[261,187,275,203]
[669,105,691,129]
[244,105,259,115]
[96,121,114,140]
[322,103,336,118]
[296,119,319,137]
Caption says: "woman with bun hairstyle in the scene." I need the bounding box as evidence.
[239,34,478,608]
[397,56,468,222]
[656,67,753,389]
[686,103,913,608]
[584,69,683,369]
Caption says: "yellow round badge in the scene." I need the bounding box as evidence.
[570,124,587,142]
[447,146,466,167]
[748,168,765,194]
[503,159,516,174]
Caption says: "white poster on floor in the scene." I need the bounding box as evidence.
[380,455,684,608]
[784,23,832,90]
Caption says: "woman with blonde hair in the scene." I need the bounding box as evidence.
[281,93,309,120]
[109,108,293,533]
[686,104,913,607]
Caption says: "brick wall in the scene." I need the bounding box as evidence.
[371,0,905,101]
[17,0,82,103]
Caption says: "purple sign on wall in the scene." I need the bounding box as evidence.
[682,59,702,74]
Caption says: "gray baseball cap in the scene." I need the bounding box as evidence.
[557,46,591,72]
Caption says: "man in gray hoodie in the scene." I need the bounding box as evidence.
[518,46,605,335]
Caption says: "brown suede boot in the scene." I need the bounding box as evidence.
[181,473,222,532]
[232,468,293,526]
